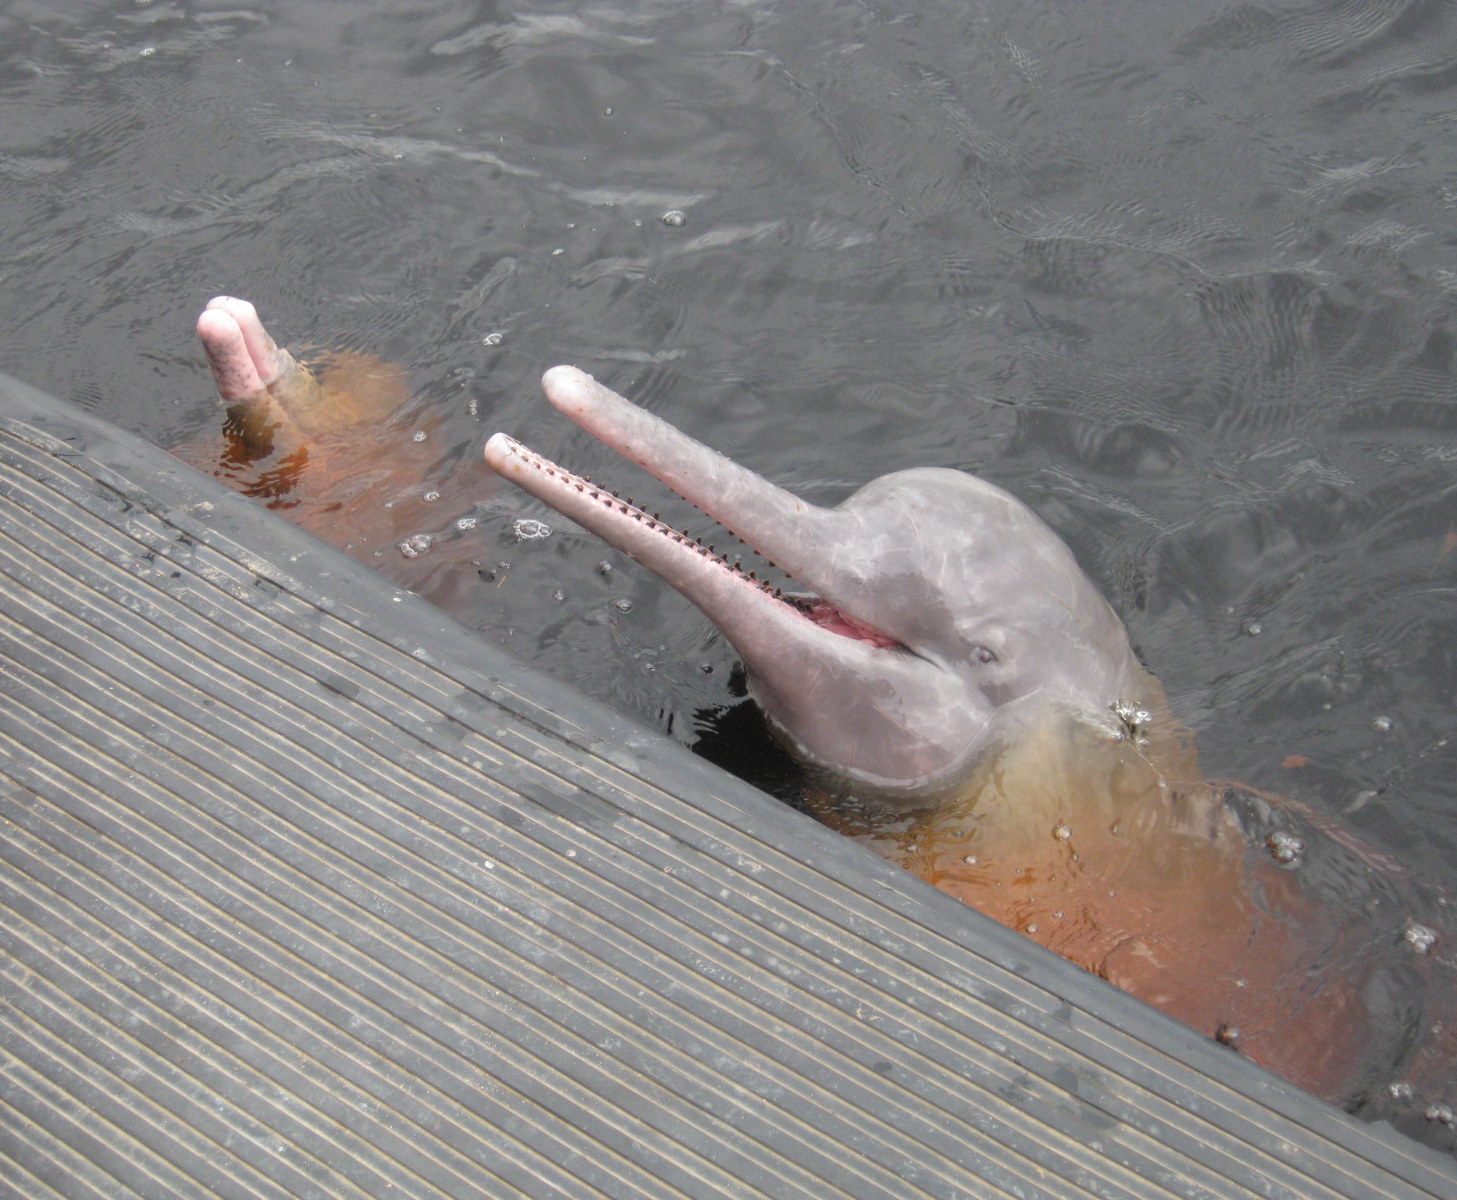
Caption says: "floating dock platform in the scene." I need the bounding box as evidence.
[0,373,1451,1199]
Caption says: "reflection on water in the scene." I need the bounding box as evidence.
[2,0,1457,1150]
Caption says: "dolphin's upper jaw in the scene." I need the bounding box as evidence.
[482,431,917,661]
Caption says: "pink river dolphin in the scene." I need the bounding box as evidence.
[192,298,1455,1115]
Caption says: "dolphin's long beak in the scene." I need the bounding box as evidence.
[485,368,980,794]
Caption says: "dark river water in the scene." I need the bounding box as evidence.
[3,0,1457,1151]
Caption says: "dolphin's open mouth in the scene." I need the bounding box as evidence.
[484,430,904,651]
[486,367,997,796]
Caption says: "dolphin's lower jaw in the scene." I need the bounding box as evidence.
[484,427,993,794]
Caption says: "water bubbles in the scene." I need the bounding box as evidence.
[961,854,978,867]
[1215,1023,1240,1047]
[1372,714,1394,734]
[1243,621,1263,636]
[1112,699,1152,743]
[1404,922,1439,955]
[512,518,552,541]
[612,598,633,613]
[1267,831,1304,866]
[454,516,478,532]
[596,560,614,577]
[1388,1080,1415,1102]
[660,209,686,227]
[397,533,434,559]
[1425,1103,1455,1126]
[552,589,566,602]
[1052,823,1072,841]
[423,490,440,503]
[481,331,503,346]
[411,430,427,443]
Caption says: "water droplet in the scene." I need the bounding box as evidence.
[512,518,552,541]
[1052,823,1072,841]
[1347,789,1379,812]
[1267,831,1304,866]
[612,598,633,613]
[1372,714,1394,733]
[1244,621,1263,636]
[1405,922,1439,954]
[552,589,566,602]
[1024,922,1039,934]
[1215,1024,1240,1046]
[660,209,686,227]
[961,854,978,867]
[397,533,434,559]
[1388,1081,1415,1101]
[482,331,503,346]
[1425,1103,1455,1126]
[596,560,614,576]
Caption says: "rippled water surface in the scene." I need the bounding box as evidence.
[3,0,1457,1148]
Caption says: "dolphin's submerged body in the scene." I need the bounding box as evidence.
[191,301,1452,1112]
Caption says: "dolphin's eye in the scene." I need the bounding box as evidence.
[973,645,998,665]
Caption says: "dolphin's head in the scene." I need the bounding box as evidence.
[486,368,1151,801]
